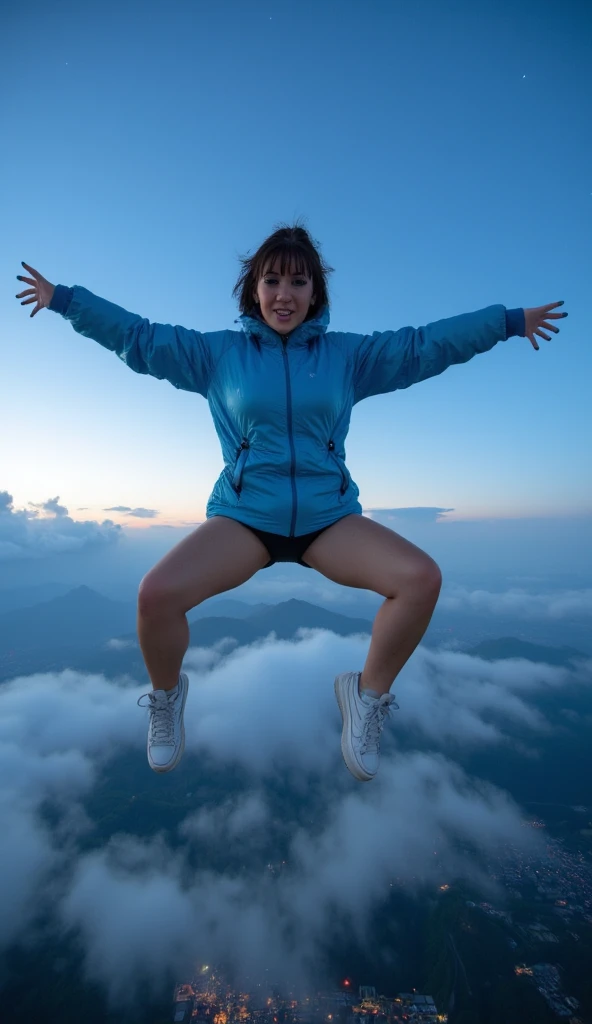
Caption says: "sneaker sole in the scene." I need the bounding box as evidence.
[334,673,374,782]
[148,672,188,774]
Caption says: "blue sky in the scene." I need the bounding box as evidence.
[2,0,591,529]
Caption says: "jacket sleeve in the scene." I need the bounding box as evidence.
[49,284,223,398]
[351,304,513,403]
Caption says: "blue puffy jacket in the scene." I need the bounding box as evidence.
[50,285,524,536]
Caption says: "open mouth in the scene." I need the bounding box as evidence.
[274,309,293,320]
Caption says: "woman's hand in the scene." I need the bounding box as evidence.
[15,262,55,317]
[524,301,568,351]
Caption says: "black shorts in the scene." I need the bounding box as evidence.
[243,514,353,568]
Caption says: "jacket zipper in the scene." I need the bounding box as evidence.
[281,337,298,536]
[232,438,250,494]
[328,440,348,495]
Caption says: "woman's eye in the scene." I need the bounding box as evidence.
[294,279,307,286]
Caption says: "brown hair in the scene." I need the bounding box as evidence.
[232,222,334,321]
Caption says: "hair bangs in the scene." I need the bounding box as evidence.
[259,245,313,281]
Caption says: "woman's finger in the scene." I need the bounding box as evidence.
[21,262,40,278]
[20,296,36,305]
[16,288,36,298]
[542,321,559,333]
[16,275,36,286]
[528,334,540,351]
[535,328,551,341]
[30,304,41,317]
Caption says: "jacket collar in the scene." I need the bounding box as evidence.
[236,306,330,348]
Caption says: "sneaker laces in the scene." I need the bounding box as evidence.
[137,689,175,746]
[360,693,399,755]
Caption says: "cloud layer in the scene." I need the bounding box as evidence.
[438,583,592,619]
[0,490,121,561]
[103,506,159,518]
[1,627,589,1002]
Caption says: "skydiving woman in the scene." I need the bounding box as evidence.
[16,225,568,782]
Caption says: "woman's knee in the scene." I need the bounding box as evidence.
[137,571,187,618]
[400,556,442,603]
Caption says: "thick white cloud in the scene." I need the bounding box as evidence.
[439,583,592,620]
[282,754,536,933]
[180,792,269,841]
[397,645,577,746]
[0,628,588,1002]
[183,630,585,770]
[59,754,540,1003]
[61,837,200,1000]
[0,809,59,947]
[28,496,69,517]
[0,670,145,757]
[0,693,99,947]
[0,491,121,561]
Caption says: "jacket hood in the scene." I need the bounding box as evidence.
[237,305,330,348]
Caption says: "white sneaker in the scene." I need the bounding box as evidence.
[137,672,188,773]
[334,671,398,781]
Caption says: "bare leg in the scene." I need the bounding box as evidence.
[137,517,270,690]
[358,591,440,694]
[136,606,189,693]
[301,514,442,695]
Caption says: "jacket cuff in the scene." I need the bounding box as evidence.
[49,284,74,316]
[505,308,525,339]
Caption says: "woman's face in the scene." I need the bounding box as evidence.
[254,261,316,335]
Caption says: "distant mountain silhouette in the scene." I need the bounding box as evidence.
[430,603,591,655]
[468,636,589,667]
[2,584,589,688]
[187,598,373,647]
[0,585,136,653]
[0,582,73,616]
[191,598,272,620]
[0,593,373,685]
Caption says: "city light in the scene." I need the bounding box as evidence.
[173,966,456,1024]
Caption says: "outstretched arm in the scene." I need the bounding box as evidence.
[351,301,567,402]
[15,262,224,397]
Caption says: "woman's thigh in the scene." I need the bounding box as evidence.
[138,516,271,614]
[301,514,442,598]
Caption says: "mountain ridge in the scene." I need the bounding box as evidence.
[1,587,589,684]
[468,636,588,667]
[0,585,136,653]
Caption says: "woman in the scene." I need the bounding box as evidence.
[16,225,567,783]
